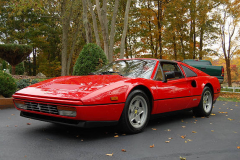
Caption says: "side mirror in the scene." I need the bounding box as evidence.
[163,71,175,82]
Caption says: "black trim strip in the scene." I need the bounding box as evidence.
[154,95,201,101]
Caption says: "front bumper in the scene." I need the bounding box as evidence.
[21,111,118,128]
[14,97,125,127]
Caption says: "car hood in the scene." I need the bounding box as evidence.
[14,75,130,104]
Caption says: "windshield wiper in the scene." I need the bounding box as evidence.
[99,71,123,76]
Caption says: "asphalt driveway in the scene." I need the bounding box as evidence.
[0,101,239,160]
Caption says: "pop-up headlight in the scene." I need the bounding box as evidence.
[57,106,76,117]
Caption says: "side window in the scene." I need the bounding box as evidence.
[161,63,184,79]
[154,65,163,81]
[181,65,197,77]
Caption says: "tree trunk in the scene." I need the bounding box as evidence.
[157,0,163,59]
[88,0,101,47]
[11,65,16,75]
[173,33,177,60]
[108,0,120,62]
[33,47,36,76]
[82,0,91,43]
[193,19,196,59]
[180,33,185,59]
[96,0,109,58]
[199,26,204,60]
[120,0,132,59]
[67,22,80,75]
[226,58,232,87]
[61,0,72,76]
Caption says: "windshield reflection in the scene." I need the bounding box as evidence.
[94,59,156,79]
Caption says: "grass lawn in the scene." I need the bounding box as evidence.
[218,92,240,102]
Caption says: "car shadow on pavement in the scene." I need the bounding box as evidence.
[21,110,196,141]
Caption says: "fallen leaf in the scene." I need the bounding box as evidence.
[195,119,198,121]
[106,153,113,156]
[235,105,238,106]
[185,140,188,143]
[168,137,173,140]
[211,114,216,116]
[121,149,126,152]
[210,123,212,124]
[192,131,197,133]
[180,156,187,160]
[76,135,79,138]
[218,111,228,114]
[27,123,31,125]
[122,134,126,136]
[166,129,171,132]
[150,144,155,148]
[194,122,197,124]
[230,109,233,111]
[152,128,157,130]
[46,138,53,141]
[165,141,170,143]
[233,131,237,133]
[193,116,196,118]
[228,118,234,121]
[6,125,9,127]
[181,119,184,122]
[15,125,17,127]
[114,135,119,138]
[182,126,186,128]
[11,114,15,116]
[201,117,205,118]
[181,135,186,139]
[81,139,83,141]
[187,139,192,142]
[237,146,240,149]
[211,130,214,132]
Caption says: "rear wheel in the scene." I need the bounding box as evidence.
[193,86,213,117]
[119,90,150,134]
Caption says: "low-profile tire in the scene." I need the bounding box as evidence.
[193,86,213,117]
[118,90,150,134]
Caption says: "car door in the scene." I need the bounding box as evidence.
[153,62,192,114]
[180,64,202,108]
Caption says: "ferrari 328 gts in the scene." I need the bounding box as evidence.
[13,58,221,133]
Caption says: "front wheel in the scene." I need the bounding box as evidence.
[119,90,150,134]
[193,86,213,117]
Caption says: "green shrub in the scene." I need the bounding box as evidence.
[10,62,25,75]
[73,43,107,75]
[1,60,7,70]
[16,79,39,90]
[0,71,17,98]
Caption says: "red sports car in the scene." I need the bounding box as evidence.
[13,58,221,133]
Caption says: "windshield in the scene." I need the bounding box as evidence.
[94,59,156,79]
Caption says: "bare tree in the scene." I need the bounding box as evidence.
[220,3,240,87]
[61,0,73,76]
[82,0,91,43]
[88,0,101,47]
[120,0,132,59]
[94,0,120,62]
